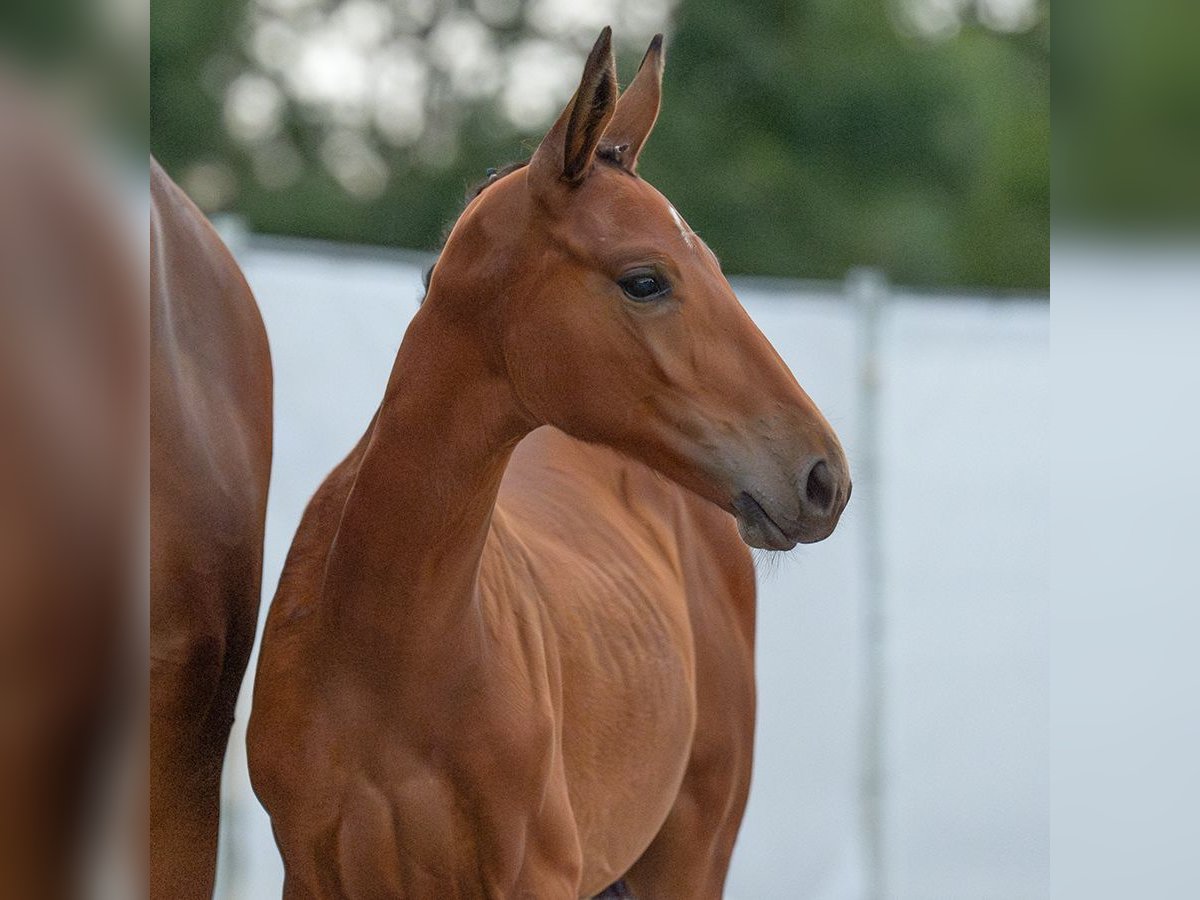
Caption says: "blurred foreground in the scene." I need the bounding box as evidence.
[0,76,143,897]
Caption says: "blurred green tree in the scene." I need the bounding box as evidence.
[1055,0,1200,228]
[150,0,1048,290]
[643,0,1049,288]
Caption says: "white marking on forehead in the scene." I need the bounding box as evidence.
[667,203,695,250]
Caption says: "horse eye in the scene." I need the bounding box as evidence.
[618,272,669,302]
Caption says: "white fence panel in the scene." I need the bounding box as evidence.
[879,296,1049,899]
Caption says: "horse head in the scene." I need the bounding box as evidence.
[427,27,851,549]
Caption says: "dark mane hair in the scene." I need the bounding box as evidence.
[467,160,528,200]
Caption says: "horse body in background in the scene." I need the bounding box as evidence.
[249,30,848,899]
[150,158,273,898]
[0,82,139,898]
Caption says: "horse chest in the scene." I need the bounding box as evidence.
[360,683,583,894]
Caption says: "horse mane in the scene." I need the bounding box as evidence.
[422,160,530,297]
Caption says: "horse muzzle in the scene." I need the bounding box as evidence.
[731,455,851,550]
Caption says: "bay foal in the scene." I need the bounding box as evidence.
[248,30,849,898]
[151,158,273,898]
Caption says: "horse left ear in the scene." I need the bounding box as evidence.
[529,27,618,198]
[599,34,664,174]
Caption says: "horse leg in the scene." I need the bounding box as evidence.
[618,753,753,900]
[281,872,322,900]
[150,585,258,899]
[594,879,636,898]
[149,701,231,899]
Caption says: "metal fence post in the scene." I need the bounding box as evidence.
[847,267,888,900]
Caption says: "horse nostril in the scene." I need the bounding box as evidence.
[804,459,836,515]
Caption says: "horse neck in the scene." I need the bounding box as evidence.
[320,299,531,652]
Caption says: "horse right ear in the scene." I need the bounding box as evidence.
[528,27,618,200]
[598,34,664,174]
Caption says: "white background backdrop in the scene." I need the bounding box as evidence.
[213,235,1048,900]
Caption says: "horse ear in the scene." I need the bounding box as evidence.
[529,27,618,196]
[599,34,664,174]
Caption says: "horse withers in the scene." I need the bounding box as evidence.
[249,29,848,899]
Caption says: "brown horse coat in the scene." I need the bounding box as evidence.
[249,30,848,899]
[0,80,139,898]
[150,158,273,898]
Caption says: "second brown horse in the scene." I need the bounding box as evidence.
[151,158,273,897]
[248,29,849,899]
